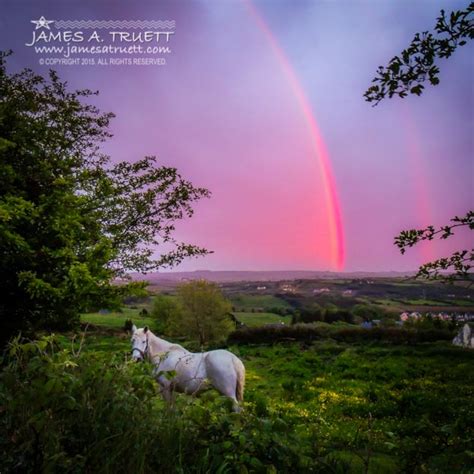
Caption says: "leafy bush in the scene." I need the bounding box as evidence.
[150,294,182,333]
[0,335,157,473]
[169,281,234,346]
[0,336,312,473]
[403,314,458,331]
[352,304,381,321]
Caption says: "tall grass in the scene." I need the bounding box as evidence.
[0,336,309,473]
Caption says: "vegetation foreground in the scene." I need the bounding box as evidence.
[1,325,473,473]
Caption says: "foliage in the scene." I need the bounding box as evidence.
[0,336,311,473]
[402,313,457,331]
[228,323,454,345]
[3,333,473,473]
[0,52,209,343]
[352,304,381,321]
[293,304,357,325]
[325,306,354,324]
[364,3,474,105]
[0,335,158,473]
[296,302,324,323]
[395,211,474,282]
[150,294,182,333]
[363,4,473,283]
[168,280,234,346]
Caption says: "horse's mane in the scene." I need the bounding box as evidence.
[148,330,188,353]
[168,343,187,352]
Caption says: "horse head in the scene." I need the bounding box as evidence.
[130,324,149,361]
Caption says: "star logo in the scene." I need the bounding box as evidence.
[31,16,54,30]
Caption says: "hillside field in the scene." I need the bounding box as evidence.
[14,317,472,473]
[4,278,472,473]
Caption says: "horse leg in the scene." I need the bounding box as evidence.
[156,374,175,406]
[211,378,240,411]
[206,366,241,412]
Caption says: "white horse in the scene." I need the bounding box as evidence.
[130,325,245,412]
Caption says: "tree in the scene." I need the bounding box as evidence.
[395,211,473,282]
[352,304,380,322]
[169,280,233,346]
[298,303,324,323]
[364,3,473,105]
[151,294,182,333]
[0,52,210,343]
[364,5,473,283]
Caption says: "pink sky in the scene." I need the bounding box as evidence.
[3,0,473,272]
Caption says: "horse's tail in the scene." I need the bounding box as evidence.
[233,357,245,402]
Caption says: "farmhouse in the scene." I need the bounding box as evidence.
[313,288,330,294]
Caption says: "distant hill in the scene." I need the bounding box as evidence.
[129,270,416,284]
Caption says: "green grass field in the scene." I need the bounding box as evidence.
[230,294,291,310]
[234,341,474,472]
[234,311,289,327]
[6,304,474,473]
[81,308,155,329]
[55,319,474,472]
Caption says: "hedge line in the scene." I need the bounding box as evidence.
[227,324,454,345]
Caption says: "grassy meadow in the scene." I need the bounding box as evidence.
[234,312,289,327]
[47,308,474,472]
[2,281,473,473]
[230,294,293,311]
[81,309,154,329]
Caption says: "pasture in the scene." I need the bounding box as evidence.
[229,294,293,311]
[234,312,289,327]
[3,311,472,473]
[81,309,154,329]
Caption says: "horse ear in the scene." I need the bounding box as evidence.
[144,326,148,334]
[131,324,137,333]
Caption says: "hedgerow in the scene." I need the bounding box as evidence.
[227,323,454,345]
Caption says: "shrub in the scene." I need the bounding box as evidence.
[169,281,234,346]
[151,294,182,333]
[0,336,312,473]
[0,336,157,473]
[299,303,324,323]
[324,308,354,324]
[352,304,381,321]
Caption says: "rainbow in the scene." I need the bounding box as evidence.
[244,1,345,270]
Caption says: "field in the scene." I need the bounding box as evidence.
[81,309,154,329]
[2,278,474,473]
[234,312,289,327]
[229,294,293,311]
[5,318,472,473]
